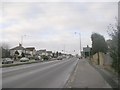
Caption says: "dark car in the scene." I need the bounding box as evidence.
[2,58,14,64]
[79,57,82,59]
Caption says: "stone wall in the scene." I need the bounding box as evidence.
[91,53,98,65]
[91,52,115,73]
[91,52,112,66]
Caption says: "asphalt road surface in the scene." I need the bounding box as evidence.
[2,57,79,88]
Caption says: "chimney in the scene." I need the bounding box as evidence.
[87,45,89,48]
[19,43,22,47]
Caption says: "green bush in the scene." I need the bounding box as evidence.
[41,55,49,60]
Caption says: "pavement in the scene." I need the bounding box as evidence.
[2,57,119,89]
[89,60,119,88]
[2,57,79,88]
[68,59,111,88]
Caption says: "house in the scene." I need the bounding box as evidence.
[36,49,46,56]
[10,44,25,57]
[82,45,91,58]
[46,51,52,57]
[25,47,36,58]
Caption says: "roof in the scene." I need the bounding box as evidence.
[83,46,91,52]
[36,49,47,54]
[26,47,35,51]
[46,51,52,53]
[10,44,25,50]
[25,53,31,55]
[38,49,46,52]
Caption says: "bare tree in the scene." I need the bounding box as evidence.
[2,42,10,50]
[1,42,10,58]
[107,19,119,75]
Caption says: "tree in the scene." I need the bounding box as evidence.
[91,33,108,54]
[41,55,49,60]
[15,50,19,55]
[119,23,120,76]
[52,53,55,58]
[1,47,10,58]
[58,52,62,56]
[2,42,10,50]
[1,43,10,58]
[21,52,25,57]
[91,33,108,64]
[14,50,19,60]
[107,21,119,74]
[56,51,59,57]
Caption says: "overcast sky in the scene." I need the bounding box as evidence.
[0,0,118,55]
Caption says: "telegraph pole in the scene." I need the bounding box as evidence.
[75,32,81,56]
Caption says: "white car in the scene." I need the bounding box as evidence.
[57,56,63,60]
[35,56,41,60]
[20,57,29,62]
[2,58,14,64]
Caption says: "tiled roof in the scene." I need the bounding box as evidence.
[10,46,25,50]
[26,47,35,51]
[46,51,52,53]
[38,49,46,52]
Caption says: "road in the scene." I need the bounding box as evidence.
[2,57,79,88]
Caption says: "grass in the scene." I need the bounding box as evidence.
[1,61,38,68]
[1,59,55,68]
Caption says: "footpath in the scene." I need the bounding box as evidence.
[66,59,114,88]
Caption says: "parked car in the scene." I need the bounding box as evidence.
[79,57,82,59]
[57,56,63,60]
[66,56,70,59]
[2,58,14,64]
[52,58,57,60]
[35,56,41,60]
[20,57,29,62]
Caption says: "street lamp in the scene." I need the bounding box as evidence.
[62,44,65,54]
[75,32,81,56]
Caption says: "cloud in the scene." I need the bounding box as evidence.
[1,0,119,2]
[0,1,117,54]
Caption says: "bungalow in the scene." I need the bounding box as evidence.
[36,49,46,56]
[25,47,36,58]
[46,51,52,57]
[10,44,25,57]
[82,45,91,58]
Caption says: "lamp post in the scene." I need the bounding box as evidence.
[75,32,81,56]
[63,44,65,54]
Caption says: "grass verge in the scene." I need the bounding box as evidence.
[1,61,39,68]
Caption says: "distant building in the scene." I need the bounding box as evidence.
[25,47,36,58]
[10,44,25,57]
[106,39,112,52]
[82,45,91,58]
[46,51,52,56]
[36,49,46,56]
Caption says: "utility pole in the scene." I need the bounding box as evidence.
[64,44,65,54]
[75,32,81,56]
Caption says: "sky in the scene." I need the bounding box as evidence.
[0,0,118,55]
